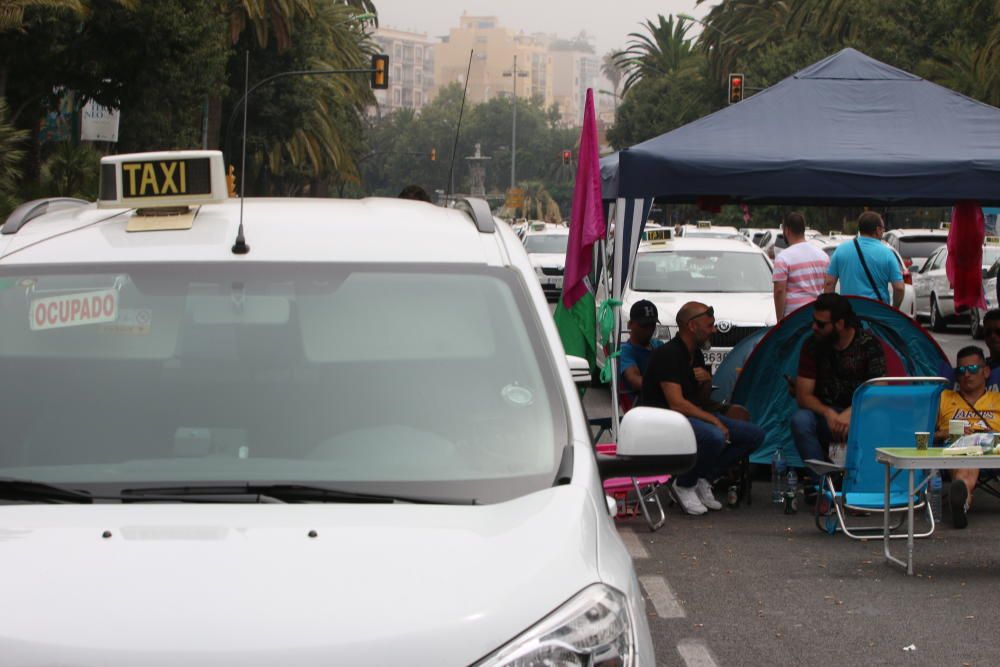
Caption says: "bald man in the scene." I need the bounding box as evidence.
[641,301,765,515]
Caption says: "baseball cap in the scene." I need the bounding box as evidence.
[629,300,659,326]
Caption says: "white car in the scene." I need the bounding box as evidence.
[523,222,569,300]
[882,228,948,271]
[758,228,826,259]
[915,243,1000,331]
[820,237,916,317]
[677,222,745,242]
[599,236,776,373]
[0,150,696,666]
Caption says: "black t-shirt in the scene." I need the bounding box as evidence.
[640,336,707,410]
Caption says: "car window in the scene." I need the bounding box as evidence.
[983,246,1000,267]
[931,248,947,270]
[774,234,788,249]
[0,263,566,504]
[898,237,946,261]
[632,250,772,293]
[523,234,568,254]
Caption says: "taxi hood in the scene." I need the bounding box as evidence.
[528,253,566,269]
[0,486,600,666]
[630,291,777,328]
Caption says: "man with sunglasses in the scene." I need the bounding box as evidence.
[791,293,886,490]
[940,310,1000,392]
[936,346,1000,529]
[640,301,765,515]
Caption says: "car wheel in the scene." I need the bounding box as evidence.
[971,307,983,339]
[930,296,947,333]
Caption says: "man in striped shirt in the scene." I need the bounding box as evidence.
[772,212,830,318]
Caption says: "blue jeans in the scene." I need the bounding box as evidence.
[676,414,765,488]
[790,408,832,482]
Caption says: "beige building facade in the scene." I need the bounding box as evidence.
[371,27,436,114]
[433,15,553,108]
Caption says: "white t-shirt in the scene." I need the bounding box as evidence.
[773,241,830,315]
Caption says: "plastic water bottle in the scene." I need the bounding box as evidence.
[787,469,798,498]
[771,447,787,504]
[929,470,943,523]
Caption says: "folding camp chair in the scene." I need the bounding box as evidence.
[596,442,671,531]
[805,377,947,539]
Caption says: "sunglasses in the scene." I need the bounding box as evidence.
[686,306,714,323]
[812,317,833,328]
[956,364,984,375]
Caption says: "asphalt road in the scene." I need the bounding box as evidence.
[580,322,1000,666]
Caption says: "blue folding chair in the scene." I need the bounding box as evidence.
[805,377,947,539]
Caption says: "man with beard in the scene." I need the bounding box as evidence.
[641,301,765,515]
[791,293,886,488]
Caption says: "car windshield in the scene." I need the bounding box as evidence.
[523,234,568,254]
[897,237,945,260]
[0,263,565,504]
[632,250,773,292]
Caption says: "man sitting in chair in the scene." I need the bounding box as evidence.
[791,293,886,496]
[619,300,665,411]
[936,345,1000,529]
[640,301,765,515]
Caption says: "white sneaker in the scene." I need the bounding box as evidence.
[695,478,723,511]
[671,480,708,515]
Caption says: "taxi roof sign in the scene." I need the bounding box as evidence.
[98,150,228,209]
[696,220,712,229]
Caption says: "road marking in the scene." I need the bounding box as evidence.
[677,639,719,667]
[639,575,685,618]
[618,529,649,559]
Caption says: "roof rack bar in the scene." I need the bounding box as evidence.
[451,197,495,234]
[2,198,90,235]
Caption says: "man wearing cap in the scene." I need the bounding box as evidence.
[640,301,765,515]
[618,300,665,411]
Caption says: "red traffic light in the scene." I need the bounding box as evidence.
[728,73,744,104]
[561,150,571,165]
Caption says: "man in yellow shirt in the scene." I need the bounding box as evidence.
[936,345,1000,528]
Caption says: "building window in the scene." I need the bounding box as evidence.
[393,43,402,59]
[415,91,423,107]
[393,65,402,83]
[393,88,401,106]
[415,46,423,61]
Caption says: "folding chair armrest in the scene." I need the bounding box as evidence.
[804,459,843,477]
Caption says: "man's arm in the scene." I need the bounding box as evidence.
[773,280,787,319]
[796,376,849,440]
[623,365,643,392]
[891,281,905,308]
[823,274,838,294]
[662,381,729,439]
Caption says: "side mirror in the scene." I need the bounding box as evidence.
[566,355,591,385]
[596,407,697,479]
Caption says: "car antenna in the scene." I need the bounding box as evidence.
[446,49,474,200]
[232,50,251,255]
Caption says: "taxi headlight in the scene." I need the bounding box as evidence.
[476,584,635,667]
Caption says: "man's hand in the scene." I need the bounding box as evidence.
[826,409,850,440]
[713,418,731,443]
[693,367,712,384]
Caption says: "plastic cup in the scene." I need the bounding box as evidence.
[915,431,930,451]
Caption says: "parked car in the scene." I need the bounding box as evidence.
[882,228,948,270]
[913,242,1000,331]
[522,222,569,301]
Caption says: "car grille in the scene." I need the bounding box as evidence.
[541,267,564,276]
[711,326,759,348]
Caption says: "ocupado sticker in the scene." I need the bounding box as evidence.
[30,289,119,331]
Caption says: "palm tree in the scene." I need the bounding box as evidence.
[920,40,1000,107]
[0,98,27,216]
[614,14,699,93]
[601,50,624,98]
[695,0,790,83]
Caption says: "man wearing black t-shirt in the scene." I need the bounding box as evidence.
[641,301,766,515]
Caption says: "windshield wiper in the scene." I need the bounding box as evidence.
[118,483,477,505]
[0,477,94,504]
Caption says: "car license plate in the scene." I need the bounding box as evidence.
[706,350,728,373]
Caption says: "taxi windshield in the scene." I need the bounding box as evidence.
[632,250,773,293]
[523,234,568,254]
[0,263,565,504]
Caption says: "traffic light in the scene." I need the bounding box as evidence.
[561,150,571,165]
[430,148,436,161]
[728,73,744,104]
[371,54,389,90]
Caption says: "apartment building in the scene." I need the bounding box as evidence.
[371,27,435,114]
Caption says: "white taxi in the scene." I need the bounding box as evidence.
[914,240,1000,331]
[0,151,696,666]
[522,221,569,301]
[601,236,776,373]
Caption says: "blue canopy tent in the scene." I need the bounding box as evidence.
[729,297,948,467]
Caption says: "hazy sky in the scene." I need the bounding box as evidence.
[374,0,715,57]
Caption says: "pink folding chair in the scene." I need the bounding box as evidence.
[597,442,671,531]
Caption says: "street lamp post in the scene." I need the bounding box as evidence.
[676,13,729,40]
[502,55,529,192]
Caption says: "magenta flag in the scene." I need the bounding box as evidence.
[946,202,987,311]
[560,89,605,309]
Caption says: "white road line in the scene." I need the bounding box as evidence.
[618,529,649,559]
[639,575,685,618]
[677,639,719,667]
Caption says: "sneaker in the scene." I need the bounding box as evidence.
[950,480,969,529]
[671,480,707,515]
[695,478,723,510]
